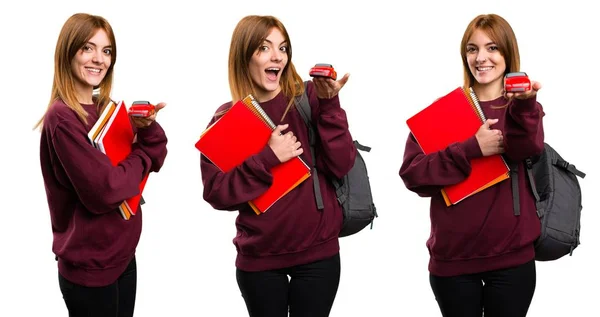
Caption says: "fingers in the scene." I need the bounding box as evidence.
[484,118,499,128]
[273,124,289,136]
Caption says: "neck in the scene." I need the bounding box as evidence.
[74,83,94,104]
[472,80,503,102]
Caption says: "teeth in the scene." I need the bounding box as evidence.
[266,68,279,71]
[477,67,492,71]
[87,68,101,73]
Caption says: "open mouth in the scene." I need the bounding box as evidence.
[265,67,281,81]
[476,66,493,72]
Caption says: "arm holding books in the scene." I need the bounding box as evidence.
[53,122,152,215]
[201,145,282,211]
[399,132,483,197]
[309,77,357,179]
[504,82,545,161]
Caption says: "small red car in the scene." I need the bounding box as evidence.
[309,63,337,80]
[128,101,156,117]
[504,72,531,92]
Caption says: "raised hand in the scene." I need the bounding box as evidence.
[475,119,504,156]
[268,124,304,163]
[313,73,350,99]
[506,81,542,100]
[132,102,166,128]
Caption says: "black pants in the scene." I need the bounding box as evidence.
[236,253,341,317]
[430,259,536,317]
[58,257,137,317]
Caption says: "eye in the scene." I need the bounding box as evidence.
[103,48,112,55]
[488,46,499,51]
[279,46,288,53]
[258,45,269,52]
[466,46,477,53]
[82,45,93,52]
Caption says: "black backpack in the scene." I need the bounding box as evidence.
[293,85,377,237]
[510,143,586,261]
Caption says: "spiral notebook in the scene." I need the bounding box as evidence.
[195,95,311,214]
[406,87,510,206]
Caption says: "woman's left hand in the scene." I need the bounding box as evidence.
[506,81,542,100]
[131,102,166,128]
[313,73,350,99]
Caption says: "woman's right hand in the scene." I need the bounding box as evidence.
[269,124,303,163]
[475,119,504,156]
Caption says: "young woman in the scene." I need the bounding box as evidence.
[400,14,544,317]
[200,15,356,317]
[36,13,168,317]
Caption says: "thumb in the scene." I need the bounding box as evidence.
[155,102,167,112]
[338,73,350,87]
[273,124,289,135]
[484,118,499,128]
[531,81,542,92]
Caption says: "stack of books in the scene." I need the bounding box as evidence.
[87,100,148,220]
[406,87,510,206]
[195,95,311,214]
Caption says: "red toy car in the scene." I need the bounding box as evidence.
[309,63,337,80]
[504,72,531,92]
[128,101,156,117]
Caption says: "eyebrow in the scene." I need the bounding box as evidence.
[85,41,113,49]
[263,39,288,46]
[467,41,496,47]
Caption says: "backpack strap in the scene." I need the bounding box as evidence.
[508,161,521,216]
[553,158,586,178]
[524,158,543,218]
[293,81,325,210]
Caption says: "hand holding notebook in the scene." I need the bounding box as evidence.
[406,87,510,206]
[195,95,311,214]
[268,123,305,163]
[475,118,505,156]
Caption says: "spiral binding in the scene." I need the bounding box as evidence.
[243,95,277,130]
[467,87,486,122]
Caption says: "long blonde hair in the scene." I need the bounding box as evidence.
[226,15,303,120]
[34,13,117,129]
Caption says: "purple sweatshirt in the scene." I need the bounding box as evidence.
[39,99,167,287]
[201,81,357,271]
[400,95,544,276]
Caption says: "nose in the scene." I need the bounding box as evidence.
[92,50,103,64]
[271,49,283,63]
[476,51,488,64]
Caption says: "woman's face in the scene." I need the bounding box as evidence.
[248,27,288,102]
[466,29,506,90]
[71,28,112,100]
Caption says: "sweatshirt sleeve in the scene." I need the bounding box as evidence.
[309,82,357,179]
[200,144,282,211]
[399,132,483,197]
[503,96,545,161]
[51,122,153,215]
[135,121,168,172]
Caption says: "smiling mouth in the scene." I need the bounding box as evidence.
[476,66,493,72]
[86,67,102,74]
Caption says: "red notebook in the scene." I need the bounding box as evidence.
[406,87,510,206]
[195,95,311,214]
[88,100,149,220]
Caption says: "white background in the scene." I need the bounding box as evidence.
[1,0,597,316]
